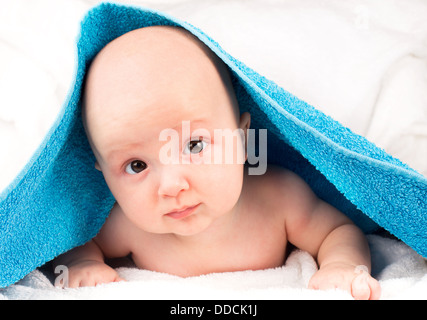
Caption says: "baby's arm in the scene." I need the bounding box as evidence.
[53,204,129,288]
[277,169,381,299]
[304,212,380,300]
[53,239,123,288]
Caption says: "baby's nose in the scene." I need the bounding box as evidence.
[157,167,189,197]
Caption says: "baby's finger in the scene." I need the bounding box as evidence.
[351,271,370,300]
[114,276,127,283]
[367,277,381,300]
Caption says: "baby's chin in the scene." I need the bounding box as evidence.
[164,214,214,237]
[129,214,210,238]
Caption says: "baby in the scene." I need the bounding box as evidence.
[54,26,381,299]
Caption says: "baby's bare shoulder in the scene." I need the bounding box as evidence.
[94,203,133,258]
[245,165,312,195]
[243,165,318,215]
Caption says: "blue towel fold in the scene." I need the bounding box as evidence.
[0,2,425,288]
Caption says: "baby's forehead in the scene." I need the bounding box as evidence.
[83,26,239,141]
[92,26,218,73]
[85,26,225,100]
[85,28,208,104]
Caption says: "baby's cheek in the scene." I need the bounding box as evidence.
[208,164,244,207]
[112,188,156,229]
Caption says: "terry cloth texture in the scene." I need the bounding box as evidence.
[0,2,426,288]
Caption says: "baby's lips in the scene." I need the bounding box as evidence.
[164,203,200,219]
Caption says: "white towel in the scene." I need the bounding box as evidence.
[1,235,425,300]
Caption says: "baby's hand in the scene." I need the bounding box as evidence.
[308,263,381,300]
[57,260,125,288]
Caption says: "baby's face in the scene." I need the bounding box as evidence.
[84,27,250,236]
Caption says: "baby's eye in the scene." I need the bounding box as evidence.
[125,160,147,175]
[183,138,207,154]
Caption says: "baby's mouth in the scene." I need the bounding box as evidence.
[165,204,200,220]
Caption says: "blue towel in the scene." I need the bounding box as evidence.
[0,2,426,288]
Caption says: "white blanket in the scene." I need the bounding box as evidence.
[1,235,426,300]
[0,0,426,299]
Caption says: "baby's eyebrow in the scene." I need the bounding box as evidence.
[104,119,210,161]
[170,118,208,131]
[105,143,144,163]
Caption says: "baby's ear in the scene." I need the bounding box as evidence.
[95,162,102,171]
[239,112,251,131]
[239,112,251,161]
